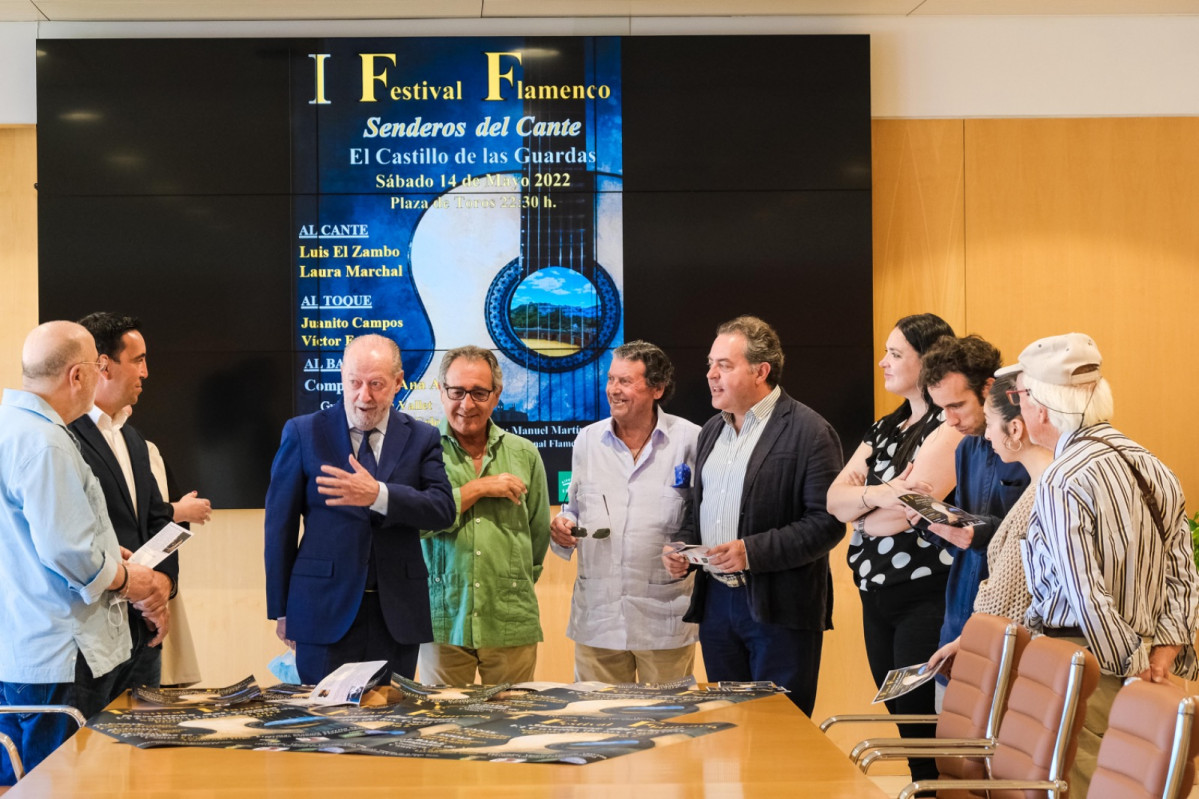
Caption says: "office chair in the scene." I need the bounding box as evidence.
[0,704,87,785]
[823,613,1029,784]
[892,635,1099,798]
[1088,678,1199,799]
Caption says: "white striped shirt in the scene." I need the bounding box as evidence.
[1022,423,1199,678]
[699,386,781,556]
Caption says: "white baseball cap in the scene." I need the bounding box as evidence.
[995,332,1102,386]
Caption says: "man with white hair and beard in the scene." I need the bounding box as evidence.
[1007,332,1199,796]
[265,334,456,684]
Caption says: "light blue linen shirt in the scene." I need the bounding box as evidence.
[699,386,782,556]
[552,410,700,651]
[0,389,130,683]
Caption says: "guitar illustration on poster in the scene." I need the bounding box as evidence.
[408,38,624,425]
[290,35,622,488]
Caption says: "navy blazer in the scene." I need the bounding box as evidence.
[681,390,845,632]
[264,402,455,646]
[70,414,178,589]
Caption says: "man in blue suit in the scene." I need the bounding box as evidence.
[265,334,456,684]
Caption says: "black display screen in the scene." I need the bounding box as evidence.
[37,35,872,507]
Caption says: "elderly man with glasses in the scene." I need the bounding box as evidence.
[0,322,161,784]
[1008,332,1199,797]
[419,346,550,686]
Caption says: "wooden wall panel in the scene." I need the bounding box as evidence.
[0,126,38,389]
[872,119,968,414]
[814,118,972,770]
[963,117,1199,502]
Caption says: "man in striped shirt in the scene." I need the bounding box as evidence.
[1007,332,1199,797]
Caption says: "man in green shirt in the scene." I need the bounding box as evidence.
[419,346,551,685]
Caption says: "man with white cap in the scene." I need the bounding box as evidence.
[1006,332,1199,796]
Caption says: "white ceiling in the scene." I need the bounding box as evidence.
[4,0,1199,22]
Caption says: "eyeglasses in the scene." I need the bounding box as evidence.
[73,361,103,371]
[1005,388,1032,407]
[571,495,612,539]
[444,385,496,402]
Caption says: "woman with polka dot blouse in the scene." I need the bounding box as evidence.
[826,313,963,782]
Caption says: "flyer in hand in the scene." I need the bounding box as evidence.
[872,659,948,704]
[897,494,987,528]
[664,541,717,569]
[128,521,193,569]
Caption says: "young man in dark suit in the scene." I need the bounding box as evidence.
[265,334,455,684]
[70,312,175,698]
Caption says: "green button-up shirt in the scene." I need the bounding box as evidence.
[421,419,550,648]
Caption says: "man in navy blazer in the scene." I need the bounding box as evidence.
[70,312,175,698]
[665,316,844,715]
[265,334,455,684]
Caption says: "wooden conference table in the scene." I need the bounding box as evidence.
[7,694,887,798]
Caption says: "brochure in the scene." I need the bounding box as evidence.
[872,659,947,704]
[897,493,987,528]
[296,660,389,707]
[664,541,717,569]
[128,521,193,568]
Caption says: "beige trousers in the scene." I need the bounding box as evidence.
[417,642,538,686]
[573,642,696,684]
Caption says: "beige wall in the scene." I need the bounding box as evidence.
[3,119,1196,758]
[872,117,1199,505]
[0,126,37,388]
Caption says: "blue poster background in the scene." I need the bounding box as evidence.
[291,37,623,455]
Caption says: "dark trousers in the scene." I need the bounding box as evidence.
[295,591,419,685]
[104,612,163,703]
[859,575,947,782]
[0,653,118,785]
[698,579,824,716]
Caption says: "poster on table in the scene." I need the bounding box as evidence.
[292,37,623,496]
[89,681,780,764]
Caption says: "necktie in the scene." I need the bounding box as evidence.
[357,428,380,590]
[356,428,378,476]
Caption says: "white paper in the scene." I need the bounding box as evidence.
[305,660,388,706]
[128,521,193,568]
[664,542,718,570]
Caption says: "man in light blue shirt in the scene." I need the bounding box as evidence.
[0,321,160,784]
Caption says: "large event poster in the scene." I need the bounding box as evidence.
[292,37,623,495]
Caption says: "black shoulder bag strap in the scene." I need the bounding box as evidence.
[1073,434,1168,543]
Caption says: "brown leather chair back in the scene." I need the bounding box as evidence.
[1089,679,1199,799]
[935,614,1031,783]
[987,636,1100,799]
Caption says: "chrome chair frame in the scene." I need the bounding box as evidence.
[895,647,1091,799]
[1161,695,1198,799]
[0,705,87,782]
[820,618,1024,773]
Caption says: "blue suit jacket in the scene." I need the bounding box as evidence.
[264,402,455,646]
